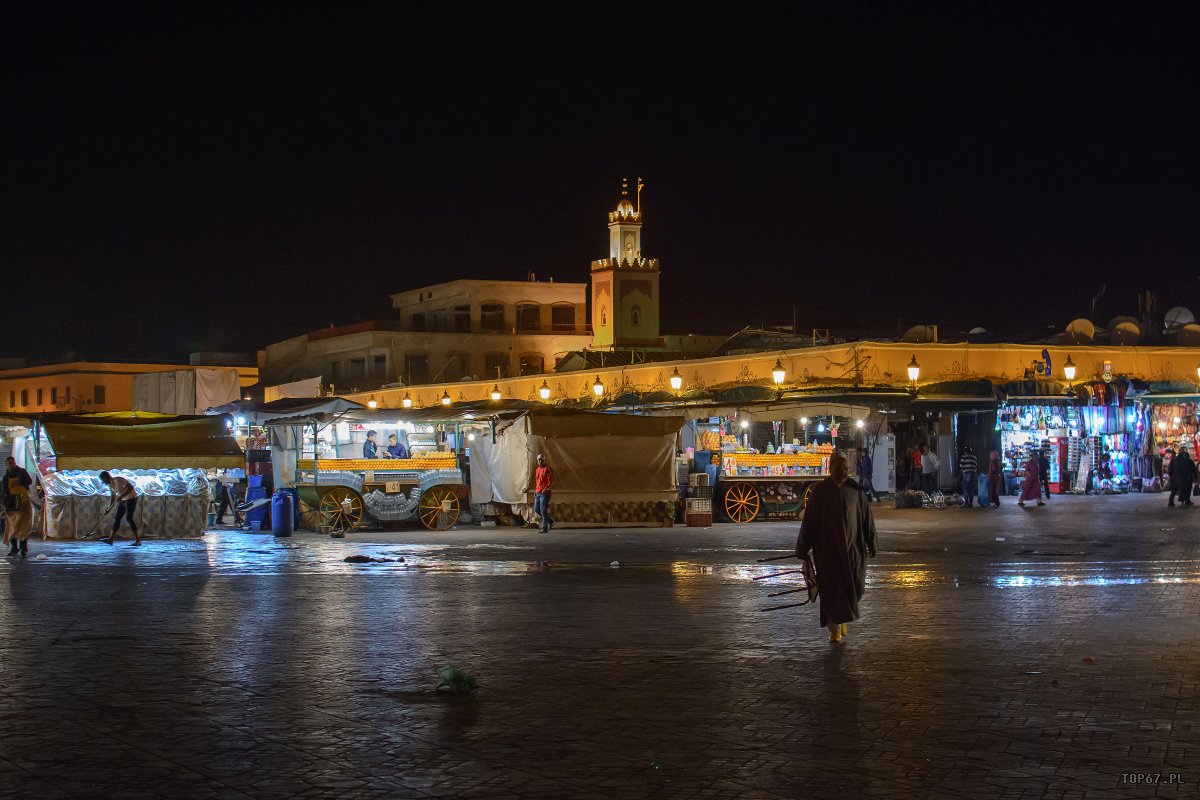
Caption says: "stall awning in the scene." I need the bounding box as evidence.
[207,397,365,425]
[43,415,244,470]
[1000,379,1072,403]
[914,380,1003,409]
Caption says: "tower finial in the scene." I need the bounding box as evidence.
[637,176,644,213]
[621,177,628,197]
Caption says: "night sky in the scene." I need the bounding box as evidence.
[3,4,1198,363]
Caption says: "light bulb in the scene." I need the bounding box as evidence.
[855,419,864,429]
[771,359,785,385]
[1063,355,1076,382]
[817,423,826,433]
[367,396,378,409]
[440,391,451,406]
[490,384,502,401]
[592,376,604,397]
[906,355,920,383]
[539,381,551,400]
[402,393,412,408]
[800,417,808,426]
[467,433,475,442]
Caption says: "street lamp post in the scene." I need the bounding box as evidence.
[669,367,682,392]
[1064,355,1077,390]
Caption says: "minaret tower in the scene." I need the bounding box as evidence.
[590,178,663,349]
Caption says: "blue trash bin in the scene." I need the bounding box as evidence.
[271,490,294,538]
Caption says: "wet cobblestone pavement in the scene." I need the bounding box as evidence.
[2,493,1198,798]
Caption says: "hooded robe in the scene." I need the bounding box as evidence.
[795,477,877,626]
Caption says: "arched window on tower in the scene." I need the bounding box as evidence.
[601,307,607,326]
[631,305,642,327]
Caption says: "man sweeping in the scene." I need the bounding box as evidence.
[795,451,877,642]
[98,471,142,546]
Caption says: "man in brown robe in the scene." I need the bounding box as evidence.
[796,452,878,642]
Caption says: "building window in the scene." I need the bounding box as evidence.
[349,357,366,383]
[21,390,28,406]
[631,305,642,327]
[373,355,387,378]
[516,303,540,332]
[519,353,545,376]
[484,352,509,379]
[601,307,607,326]
[328,361,340,382]
[551,305,575,332]
[442,353,470,382]
[480,303,505,332]
[453,305,471,332]
[404,354,430,386]
[51,387,57,405]
[9,391,14,408]
[37,388,43,406]
[410,313,426,332]
[65,386,71,402]
[94,386,105,405]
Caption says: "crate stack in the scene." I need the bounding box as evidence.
[686,472,713,527]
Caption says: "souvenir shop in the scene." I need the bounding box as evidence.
[1134,394,1200,489]
[996,403,1081,494]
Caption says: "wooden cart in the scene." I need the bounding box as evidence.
[295,453,464,532]
[717,453,829,523]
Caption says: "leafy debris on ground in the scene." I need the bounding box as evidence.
[436,666,479,694]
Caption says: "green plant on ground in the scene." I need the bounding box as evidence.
[436,666,479,695]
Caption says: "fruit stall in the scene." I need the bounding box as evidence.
[293,451,464,532]
[717,445,833,523]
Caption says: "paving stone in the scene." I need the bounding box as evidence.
[1,493,1198,797]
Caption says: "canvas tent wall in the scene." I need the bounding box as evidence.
[133,368,241,415]
[470,409,683,527]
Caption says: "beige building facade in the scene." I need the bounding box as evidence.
[259,279,594,392]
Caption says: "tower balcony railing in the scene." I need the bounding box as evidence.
[590,257,659,271]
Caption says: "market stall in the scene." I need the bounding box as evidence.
[266,405,487,532]
[470,408,683,528]
[28,413,243,539]
[686,402,870,523]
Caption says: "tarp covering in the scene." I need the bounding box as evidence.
[264,377,323,402]
[42,415,244,470]
[473,410,681,514]
[195,368,241,412]
[207,397,364,424]
[133,370,197,415]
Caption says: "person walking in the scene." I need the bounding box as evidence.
[212,477,242,527]
[1174,448,1196,507]
[987,451,1004,507]
[1167,447,1182,506]
[921,444,940,493]
[959,447,979,507]
[795,452,878,643]
[1038,448,1052,501]
[4,456,33,557]
[856,448,879,502]
[911,446,923,491]
[1017,450,1044,507]
[532,453,555,532]
[98,471,142,545]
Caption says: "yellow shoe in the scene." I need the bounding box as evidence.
[828,624,842,642]
[839,623,849,637]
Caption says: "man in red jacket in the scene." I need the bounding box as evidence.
[533,454,555,532]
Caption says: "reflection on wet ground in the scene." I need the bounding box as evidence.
[16,531,1200,590]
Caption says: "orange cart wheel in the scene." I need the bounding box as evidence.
[319,486,365,532]
[724,483,762,524]
[418,485,461,530]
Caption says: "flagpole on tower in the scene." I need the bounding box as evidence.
[637,176,644,214]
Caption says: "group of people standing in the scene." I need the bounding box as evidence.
[895,444,941,493]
